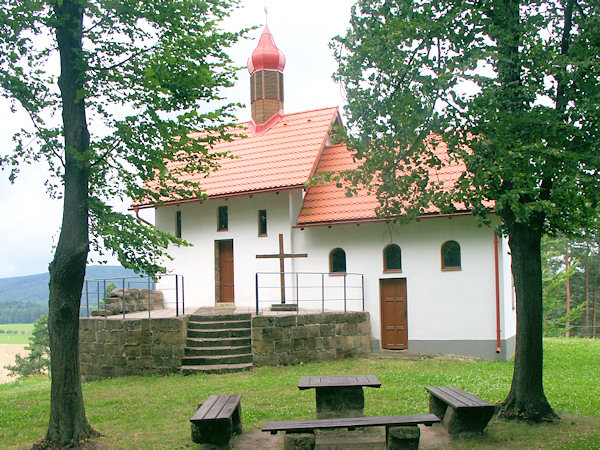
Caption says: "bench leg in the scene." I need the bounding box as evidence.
[428,394,448,420]
[284,431,316,450]
[443,406,494,435]
[191,418,233,447]
[231,403,243,435]
[386,425,420,450]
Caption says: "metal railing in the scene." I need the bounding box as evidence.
[255,272,365,315]
[80,274,185,318]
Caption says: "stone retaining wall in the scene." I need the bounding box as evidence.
[251,312,372,366]
[79,317,187,381]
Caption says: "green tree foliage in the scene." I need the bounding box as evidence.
[0,300,47,324]
[5,314,50,379]
[333,0,599,422]
[543,230,600,337]
[0,0,246,445]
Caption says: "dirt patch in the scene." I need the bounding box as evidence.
[0,344,27,383]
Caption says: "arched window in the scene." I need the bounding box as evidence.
[383,244,402,272]
[330,248,346,273]
[441,240,461,270]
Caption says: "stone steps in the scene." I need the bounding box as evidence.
[188,319,250,330]
[186,336,251,348]
[184,345,252,357]
[181,313,253,374]
[186,328,251,339]
[181,362,253,375]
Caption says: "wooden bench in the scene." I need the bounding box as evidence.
[190,394,242,447]
[425,386,495,434]
[262,414,440,449]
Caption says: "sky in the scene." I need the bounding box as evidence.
[0,0,356,278]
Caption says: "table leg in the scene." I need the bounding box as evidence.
[315,386,365,419]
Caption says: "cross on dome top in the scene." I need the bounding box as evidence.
[247,25,286,74]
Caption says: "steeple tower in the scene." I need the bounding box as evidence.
[248,25,286,129]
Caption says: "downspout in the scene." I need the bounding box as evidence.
[134,207,154,228]
[494,233,501,354]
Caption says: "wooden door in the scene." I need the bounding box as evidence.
[380,278,408,349]
[219,240,234,303]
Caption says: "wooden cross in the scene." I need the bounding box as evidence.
[256,233,307,303]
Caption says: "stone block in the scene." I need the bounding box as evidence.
[316,386,364,419]
[320,324,335,337]
[262,327,282,342]
[386,425,420,449]
[251,327,263,341]
[139,344,152,356]
[316,349,336,362]
[277,352,290,366]
[111,356,128,367]
[160,332,183,346]
[152,345,174,358]
[191,418,234,447]
[273,339,291,352]
[275,315,297,327]
[305,325,321,338]
[343,323,358,335]
[252,316,274,327]
[137,357,154,368]
[254,354,277,366]
[291,326,308,339]
[254,340,275,353]
[136,331,153,345]
[314,337,324,350]
[298,314,322,325]
[123,344,140,358]
[283,432,315,450]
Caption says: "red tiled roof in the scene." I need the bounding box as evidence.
[297,139,473,227]
[138,107,339,206]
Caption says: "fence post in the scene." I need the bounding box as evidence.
[255,273,259,315]
[343,273,347,313]
[104,280,107,319]
[175,275,179,317]
[321,273,325,313]
[181,276,185,315]
[122,278,126,319]
[361,274,365,312]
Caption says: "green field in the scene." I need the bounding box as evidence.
[0,323,33,344]
[0,338,599,448]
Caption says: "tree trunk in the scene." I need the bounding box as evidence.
[498,221,559,422]
[44,0,97,445]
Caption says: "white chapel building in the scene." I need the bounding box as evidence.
[138,26,516,361]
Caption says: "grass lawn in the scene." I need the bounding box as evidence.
[0,338,598,448]
[0,324,33,344]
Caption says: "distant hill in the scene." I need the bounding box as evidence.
[0,266,140,305]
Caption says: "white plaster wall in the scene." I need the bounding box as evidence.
[154,190,514,350]
[292,215,502,343]
[501,234,517,339]
[154,190,301,309]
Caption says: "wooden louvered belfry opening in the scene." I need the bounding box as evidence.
[250,69,284,124]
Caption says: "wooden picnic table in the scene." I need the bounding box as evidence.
[298,375,381,419]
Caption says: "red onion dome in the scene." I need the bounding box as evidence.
[247,25,286,74]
